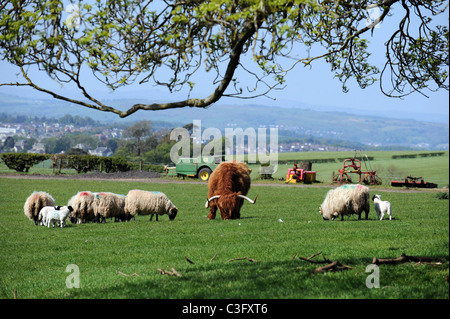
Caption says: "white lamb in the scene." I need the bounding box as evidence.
[372,194,392,220]
[38,205,62,226]
[45,206,74,228]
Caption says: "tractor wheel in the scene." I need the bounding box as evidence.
[198,167,212,181]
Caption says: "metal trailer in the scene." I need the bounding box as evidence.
[165,156,221,181]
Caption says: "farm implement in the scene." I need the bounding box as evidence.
[391,176,438,188]
[332,153,382,185]
[285,162,317,184]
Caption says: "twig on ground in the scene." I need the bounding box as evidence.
[312,260,352,274]
[299,252,331,264]
[157,268,182,277]
[228,256,259,262]
[116,270,140,277]
[372,253,444,265]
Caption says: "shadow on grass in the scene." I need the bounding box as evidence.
[64,255,449,299]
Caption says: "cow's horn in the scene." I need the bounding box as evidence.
[238,194,258,204]
[205,195,221,208]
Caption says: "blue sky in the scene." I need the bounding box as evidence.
[0,1,448,123]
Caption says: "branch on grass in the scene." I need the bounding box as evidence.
[372,253,444,265]
[185,256,195,264]
[312,260,353,274]
[116,270,140,277]
[228,257,259,263]
[157,268,182,277]
[299,252,331,264]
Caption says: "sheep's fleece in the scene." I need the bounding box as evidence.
[125,189,178,220]
[320,184,370,220]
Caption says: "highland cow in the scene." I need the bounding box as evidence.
[205,161,257,220]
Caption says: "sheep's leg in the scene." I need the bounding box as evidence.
[380,211,384,220]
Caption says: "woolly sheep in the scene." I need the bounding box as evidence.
[320,184,370,221]
[24,191,55,225]
[372,194,392,220]
[124,189,178,221]
[45,206,74,228]
[93,192,128,223]
[38,205,62,226]
[67,191,96,224]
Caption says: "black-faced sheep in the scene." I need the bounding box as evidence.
[124,189,178,221]
[24,191,55,225]
[320,184,370,221]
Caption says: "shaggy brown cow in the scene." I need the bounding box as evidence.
[205,161,257,220]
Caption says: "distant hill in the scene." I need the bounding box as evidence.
[0,93,448,150]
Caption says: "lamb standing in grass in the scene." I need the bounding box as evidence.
[38,205,61,226]
[24,191,55,225]
[124,189,178,221]
[372,194,392,220]
[45,206,73,228]
[320,184,370,221]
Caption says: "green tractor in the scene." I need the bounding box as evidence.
[165,156,221,181]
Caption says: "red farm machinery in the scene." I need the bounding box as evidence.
[332,153,382,185]
[391,176,437,188]
[285,162,318,184]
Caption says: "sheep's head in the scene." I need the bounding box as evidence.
[372,194,381,201]
[205,193,257,220]
[168,207,178,221]
[319,205,337,221]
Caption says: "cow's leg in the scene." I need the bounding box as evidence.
[208,204,217,220]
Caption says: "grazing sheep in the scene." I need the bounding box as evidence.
[320,184,370,221]
[24,191,55,225]
[93,192,128,223]
[68,191,96,224]
[124,190,178,221]
[372,194,392,220]
[45,206,74,228]
[205,161,257,220]
[38,205,61,226]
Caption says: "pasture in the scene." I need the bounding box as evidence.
[0,177,448,299]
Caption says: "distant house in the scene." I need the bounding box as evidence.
[28,142,46,154]
[89,147,113,157]
[73,143,89,152]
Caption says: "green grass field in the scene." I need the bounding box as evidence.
[0,176,448,299]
